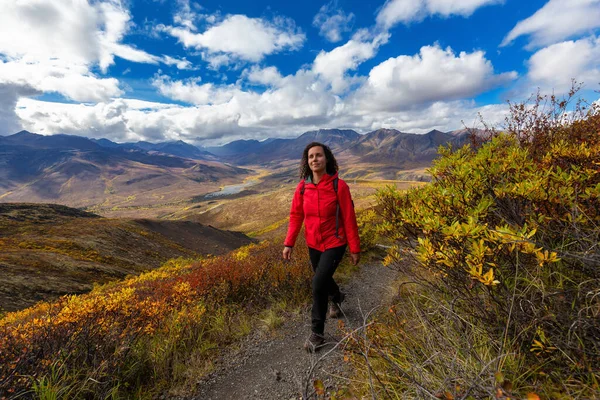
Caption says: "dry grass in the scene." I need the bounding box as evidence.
[343,276,515,399]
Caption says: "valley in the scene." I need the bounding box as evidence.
[0,127,456,212]
[0,171,423,313]
[0,128,444,312]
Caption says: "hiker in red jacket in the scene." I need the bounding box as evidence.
[282,142,360,352]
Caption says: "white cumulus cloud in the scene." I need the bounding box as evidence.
[0,84,41,135]
[0,59,123,103]
[0,0,101,66]
[162,55,195,70]
[0,0,161,72]
[162,14,305,66]
[0,0,193,109]
[16,98,132,140]
[376,0,503,29]
[0,0,197,109]
[527,36,600,93]
[14,49,516,144]
[244,66,285,87]
[502,0,600,49]
[353,44,517,111]
[313,2,355,42]
[15,94,512,144]
[340,100,509,133]
[173,0,201,31]
[152,75,243,106]
[312,31,390,94]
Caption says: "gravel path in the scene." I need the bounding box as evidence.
[188,255,398,400]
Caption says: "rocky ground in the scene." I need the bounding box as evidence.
[185,253,398,400]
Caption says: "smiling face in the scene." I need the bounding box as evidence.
[308,145,327,175]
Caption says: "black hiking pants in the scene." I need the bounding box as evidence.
[308,245,346,334]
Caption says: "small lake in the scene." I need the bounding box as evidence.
[204,180,259,198]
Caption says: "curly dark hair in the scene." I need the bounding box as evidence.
[299,142,339,180]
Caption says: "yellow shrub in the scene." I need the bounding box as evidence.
[376,125,599,395]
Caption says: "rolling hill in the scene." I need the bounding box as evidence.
[0,203,254,312]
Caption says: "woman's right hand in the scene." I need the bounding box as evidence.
[282,246,293,260]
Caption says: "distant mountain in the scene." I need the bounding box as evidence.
[203,128,470,168]
[208,129,362,165]
[92,138,121,148]
[125,140,154,151]
[2,131,101,151]
[0,127,474,204]
[93,138,216,160]
[204,139,263,157]
[151,140,215,160]
[296,128,360,146]
[0,131,249,207]
[343,128,469,166]
[2,127,473,169]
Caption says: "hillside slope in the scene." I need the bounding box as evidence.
[0,203,254,311]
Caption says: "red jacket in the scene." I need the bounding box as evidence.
[284,172,360,254]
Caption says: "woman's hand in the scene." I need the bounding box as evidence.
[282,246,293,260]
[350,252,360,265]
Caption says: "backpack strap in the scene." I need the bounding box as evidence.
[333,177,340,239]
[300,179,305,195]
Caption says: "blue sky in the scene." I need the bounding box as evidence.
[1,0,599,145]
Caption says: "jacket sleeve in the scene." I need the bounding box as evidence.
[339,180,361,253]
[284,182,304,247]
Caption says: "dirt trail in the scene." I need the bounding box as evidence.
[188,254,398,400]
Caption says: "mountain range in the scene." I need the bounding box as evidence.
[0,128,471,206]
[0,131,249,207]
[204,128,469,166]
[1,127,470,166]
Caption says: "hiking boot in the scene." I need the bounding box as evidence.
[304,332,325,353]
[328,292,345,319]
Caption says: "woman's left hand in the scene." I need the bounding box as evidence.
[350,252,360,265]
[282,246,293,260]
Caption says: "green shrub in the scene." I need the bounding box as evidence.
[356,208,380,251]
[371,92,600,397]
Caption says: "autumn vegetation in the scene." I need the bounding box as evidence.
[0,239,316,398]
[344,88,600,399]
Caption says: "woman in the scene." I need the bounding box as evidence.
[282,142,360,352]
